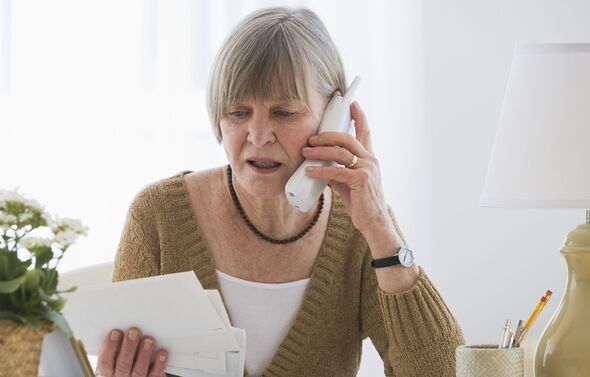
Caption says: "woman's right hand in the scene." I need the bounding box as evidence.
[96,327,169,377]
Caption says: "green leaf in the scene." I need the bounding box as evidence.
[36,287,64,308]
[23,314,41,330]
[0,252,31,281]
[47,299,64,312]
[43,269,59,293]
[0,254,8,279]
[8,286,26,308]
[56,285,77,294]
[0,274,26,293]
[0,294,16,311]
[0,310,23,322]
[34,248,53,268]
[42,307,72,338]
[25,269,42,291]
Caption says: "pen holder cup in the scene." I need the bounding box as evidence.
[456,344,524,377]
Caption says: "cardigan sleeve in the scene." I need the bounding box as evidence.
[359,207,465,377]
[112,186,161,282]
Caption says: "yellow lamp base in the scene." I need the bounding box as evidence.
[535,221,590,376]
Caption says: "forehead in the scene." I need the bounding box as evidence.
[227,98,308,107]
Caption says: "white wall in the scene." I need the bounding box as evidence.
[4,0,589,372]
[424,0,590,344]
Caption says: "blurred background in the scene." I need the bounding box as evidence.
[1,0,589,375]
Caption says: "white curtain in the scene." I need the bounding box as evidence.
[0,1,427,375]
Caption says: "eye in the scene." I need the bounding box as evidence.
[275,110,295,118]
[229,110,249,119]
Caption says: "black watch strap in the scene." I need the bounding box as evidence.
[371,255,401,268]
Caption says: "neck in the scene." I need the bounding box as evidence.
[225,167,327,240]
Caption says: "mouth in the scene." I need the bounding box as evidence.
[246,159,282,169]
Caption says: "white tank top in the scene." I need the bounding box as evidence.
[215,269,311,377]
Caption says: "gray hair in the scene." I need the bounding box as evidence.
[206,6,347,142]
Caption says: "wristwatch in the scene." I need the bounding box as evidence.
[371,246,415,268]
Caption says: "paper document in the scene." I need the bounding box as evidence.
[167,327,246,377]
[61,271,246,376]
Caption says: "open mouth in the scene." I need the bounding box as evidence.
[247,160,282,169]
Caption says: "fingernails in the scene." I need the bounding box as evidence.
[143,338,153,350]
[128,330,138,341]
[309,135,318,141]
[159,353,167,362]
[305,166,317,171]
[302,147,311,152]
[110,330,121,341]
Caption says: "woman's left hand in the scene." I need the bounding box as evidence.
[302,100,391,235]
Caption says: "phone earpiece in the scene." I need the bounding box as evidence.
[285,76,361,212]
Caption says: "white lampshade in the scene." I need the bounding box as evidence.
[481,43,590,208]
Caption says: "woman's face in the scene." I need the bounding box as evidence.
[220,88,329,199]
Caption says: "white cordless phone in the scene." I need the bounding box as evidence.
[285,76,361,212]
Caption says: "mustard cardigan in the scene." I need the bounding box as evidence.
[112,169,465,377]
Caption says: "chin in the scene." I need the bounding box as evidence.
[233,163,290,199]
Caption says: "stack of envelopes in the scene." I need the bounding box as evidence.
[62,271,246,376]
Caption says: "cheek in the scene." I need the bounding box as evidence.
[220,124,246,158]
[279,126,314,150]
[281,124,317,160]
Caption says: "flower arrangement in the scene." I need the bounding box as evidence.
[0,187,88,336]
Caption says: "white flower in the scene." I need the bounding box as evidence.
[61,217,82,230]
[19,236,54,249]
[54,229,79,247]
[0,188,26,204]
[23,198,44,212]
[54,216,88,236]
[0,213,17,224]
[0,188,45,216]
[43,211,54,227]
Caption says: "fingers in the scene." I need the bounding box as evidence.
[131,336,156,377]
[96,327,168,377]
[350,101,373,153]
[305,164,366,187]
[114,328,142,376]
[302,145,356,168]
[307,132,369,159]
[147,350,169,377]
[97,329,123,376]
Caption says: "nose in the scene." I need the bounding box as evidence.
[246,114,276,147]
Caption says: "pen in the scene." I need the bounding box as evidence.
[499,319,511,349]
[512,319,524,348]
[507,330,515,349]
[518,290,553,346]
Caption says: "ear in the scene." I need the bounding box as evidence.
[332,89,342,97]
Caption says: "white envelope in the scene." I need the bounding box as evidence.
[167,327,246,377]
[206,290,231,328]
[161,290,237,352]
[62,271,241,374]
[159,289,239,373]
[38,328,243,377]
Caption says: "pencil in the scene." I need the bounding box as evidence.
[518,290,552,346]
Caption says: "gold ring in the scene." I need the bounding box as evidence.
[346,154,358,169]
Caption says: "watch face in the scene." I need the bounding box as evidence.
[399,247,415,267]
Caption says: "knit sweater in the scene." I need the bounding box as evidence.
[112,169,465,377]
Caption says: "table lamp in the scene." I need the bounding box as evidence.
[480,43,590,376]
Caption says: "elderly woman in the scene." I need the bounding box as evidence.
[96,6,464,377]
